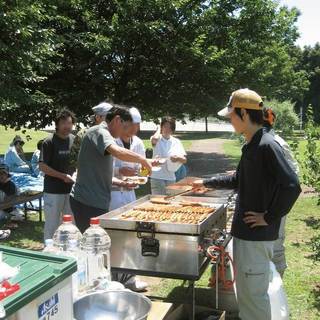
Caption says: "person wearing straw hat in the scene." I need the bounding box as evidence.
[193,88,301,320]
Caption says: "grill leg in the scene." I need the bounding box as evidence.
[187,281,195,320]
[39,197,42,222]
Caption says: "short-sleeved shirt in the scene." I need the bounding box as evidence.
[151,136,186,181]
[69,127,88,168]
[40,133,75,194]
[70,122,115,210]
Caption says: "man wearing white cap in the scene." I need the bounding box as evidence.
[69,102,113,168]
[193,88,301,320]
[91,102,114,125]
[109,106,148,292]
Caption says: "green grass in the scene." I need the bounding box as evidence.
[222,139,241,167]
[2,215,44,250]
[283,197,320,319]
[0,126,49,156]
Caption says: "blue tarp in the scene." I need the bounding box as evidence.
[11,173,44,209]
[11,173,44,193]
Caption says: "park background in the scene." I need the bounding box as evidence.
[1,1,320,319]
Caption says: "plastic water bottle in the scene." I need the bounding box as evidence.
[43,239,59,254]
[52,215,82,252]
[81,217,111,286]
[66,239,87,299]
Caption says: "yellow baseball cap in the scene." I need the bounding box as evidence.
[218,88,263,117]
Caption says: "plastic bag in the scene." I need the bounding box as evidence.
[0,252,19,283]
[268,262,289,320]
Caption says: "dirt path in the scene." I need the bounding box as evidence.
[186,138,235,177]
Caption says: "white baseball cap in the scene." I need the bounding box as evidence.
[92,102,113,116]
[129,107,142,124]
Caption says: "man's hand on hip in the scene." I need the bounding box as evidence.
[243,211,268,228]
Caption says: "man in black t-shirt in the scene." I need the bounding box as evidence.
[39,109,76,241]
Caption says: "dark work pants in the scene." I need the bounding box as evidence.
[70,196,107,233]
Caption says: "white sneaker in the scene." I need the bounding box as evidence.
[125,277,148,292]
[0,229,11,240]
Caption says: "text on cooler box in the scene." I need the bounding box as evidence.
[38,293,59,320]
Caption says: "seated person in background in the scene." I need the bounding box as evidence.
[4,135,31,174]
[0,164,18,232]
[150,117,187,195]
[31,139,44,177]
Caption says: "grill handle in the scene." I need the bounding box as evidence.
[141,238,160,257]
[136,222,160,257]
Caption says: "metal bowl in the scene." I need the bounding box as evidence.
[73,290,152,320]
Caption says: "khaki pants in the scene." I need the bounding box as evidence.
[272,216,287,276]
[43,193,72,241]
[150,178,174,195]
[233,237,274,320]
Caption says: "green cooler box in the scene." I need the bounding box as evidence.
[0,245,77,320]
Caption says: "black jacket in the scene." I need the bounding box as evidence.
[204,128,301,241]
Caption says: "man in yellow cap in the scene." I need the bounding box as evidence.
[193,88,301,320]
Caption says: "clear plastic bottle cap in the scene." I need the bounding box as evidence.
[63,215,72,222]
[90,217,99,225]
[45,239,54,246]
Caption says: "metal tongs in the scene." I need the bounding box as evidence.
[164,186,195,200]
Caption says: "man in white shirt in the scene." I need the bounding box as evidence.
[110,107,146,210]
[263,107,299,277]
[109,107,148,292]
[150,117,187,195]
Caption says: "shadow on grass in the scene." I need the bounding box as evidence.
[311,283,320,312]
[186,151,237,177]
[301,216,320,230]
[2,217,44,251]
[291,241,301,248]
[305,233,320,262]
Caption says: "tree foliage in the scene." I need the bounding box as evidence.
[265,99,299,135]
[294,44,320,124]
[0,0,309,128]
[0,0,60,128]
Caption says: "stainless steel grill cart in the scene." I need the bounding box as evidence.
[99,195,228,320]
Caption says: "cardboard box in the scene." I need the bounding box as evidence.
[164,304,225,320]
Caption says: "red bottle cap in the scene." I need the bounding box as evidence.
[63,215,72,222]
[90,217,100,225]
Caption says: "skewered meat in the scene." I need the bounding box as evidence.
[120,204,215,224]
